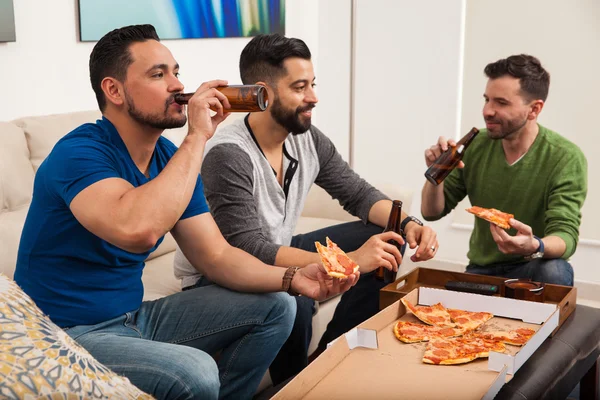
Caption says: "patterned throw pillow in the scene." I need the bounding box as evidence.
[0,274,154,399]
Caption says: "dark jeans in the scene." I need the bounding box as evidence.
[270,221,405,384]
[466,258,574,286]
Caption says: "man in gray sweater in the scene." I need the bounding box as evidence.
[174,34,438,384]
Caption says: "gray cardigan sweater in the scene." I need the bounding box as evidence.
[174,116,388,288]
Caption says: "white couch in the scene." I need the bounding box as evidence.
[0,110,415,392]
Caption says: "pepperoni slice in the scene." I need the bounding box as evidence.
[437,328,457,337]
[433,349,451,357]
[432,341,452,349]
[515,328,535,336]
[336,254,355,275]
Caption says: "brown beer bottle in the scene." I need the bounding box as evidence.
[375,200,403,284]
[424,127,479,185]
[173,84,269,112]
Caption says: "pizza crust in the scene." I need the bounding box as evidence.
[466,206,514,229]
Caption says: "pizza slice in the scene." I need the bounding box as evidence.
[447,309,494,332]
[401,298,455,327]
[314,237,359,279]
[393,321,464,343]
[469,327,536,346]
[466,206,514,229]
[423,335,506,365]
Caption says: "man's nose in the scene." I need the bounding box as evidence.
[483,103,495,118]
[305,86,318,104]
[169,75,184,92]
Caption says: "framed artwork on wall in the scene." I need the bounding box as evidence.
[78,0,285,41]
[0,0,16,42]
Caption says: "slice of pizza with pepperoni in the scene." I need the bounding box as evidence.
[447,309,494,332]
[466,206,514,229]
[393,321,464,343]
[314,237,359,279]
[468,327,536,346]
[401,298,455,327]
[422,335,506,365]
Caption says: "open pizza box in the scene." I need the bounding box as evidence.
[273,287,559,400]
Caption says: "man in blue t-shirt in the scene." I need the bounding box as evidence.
[14,24,358,400]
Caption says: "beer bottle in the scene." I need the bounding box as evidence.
[424,127,479,186]
[173,84,269,112]
[375,200,403,284]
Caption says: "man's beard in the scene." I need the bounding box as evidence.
[125,90,187,130]
[270,96,315,135]
[485,114,528,140]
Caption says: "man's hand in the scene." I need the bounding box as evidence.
[424,136,465,169]
[348,231,404,274]
[290,263,359,302]
[404,223,438,262]
[186,80,232,141]
[490,218,538,255]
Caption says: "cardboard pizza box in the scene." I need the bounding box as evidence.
[273,287,558,400]
[379,267,576,334]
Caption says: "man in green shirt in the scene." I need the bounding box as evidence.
[421,54,587,286]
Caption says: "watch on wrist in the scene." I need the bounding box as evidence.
[282,266,301,296]
[400,216,424,233]
[525,236,544,260]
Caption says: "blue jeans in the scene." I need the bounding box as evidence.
[65,285,296,400]
[290,221,405,353]
[466,258,574,286]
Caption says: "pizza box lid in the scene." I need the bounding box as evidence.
[272,287,558,400]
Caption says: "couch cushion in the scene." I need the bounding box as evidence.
[12,111,102,171]
[0,121,34,279]
[142,251,180,301]
[0,122,33,211]
[0,207,28,279]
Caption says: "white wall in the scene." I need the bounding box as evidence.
[352,0,465,192]
[314,0,352,161]
[0,0,319,122]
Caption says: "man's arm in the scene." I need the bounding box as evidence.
[171,213,358,300]
[311,126,388,223]
[421,182,447,219]
[201,143,404,273]
[311,125,438,262]
[69,81,230,253]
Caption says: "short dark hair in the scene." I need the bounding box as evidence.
[89,24,160,111]
[239,33,311,85]
[484,54,550,102]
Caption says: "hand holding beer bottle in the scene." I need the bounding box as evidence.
[424,128,479,185]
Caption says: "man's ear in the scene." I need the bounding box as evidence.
[528,99,544,120]
[256,80,274,108]
[101,77,125,107]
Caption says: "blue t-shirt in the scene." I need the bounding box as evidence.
[15,117,209,328]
